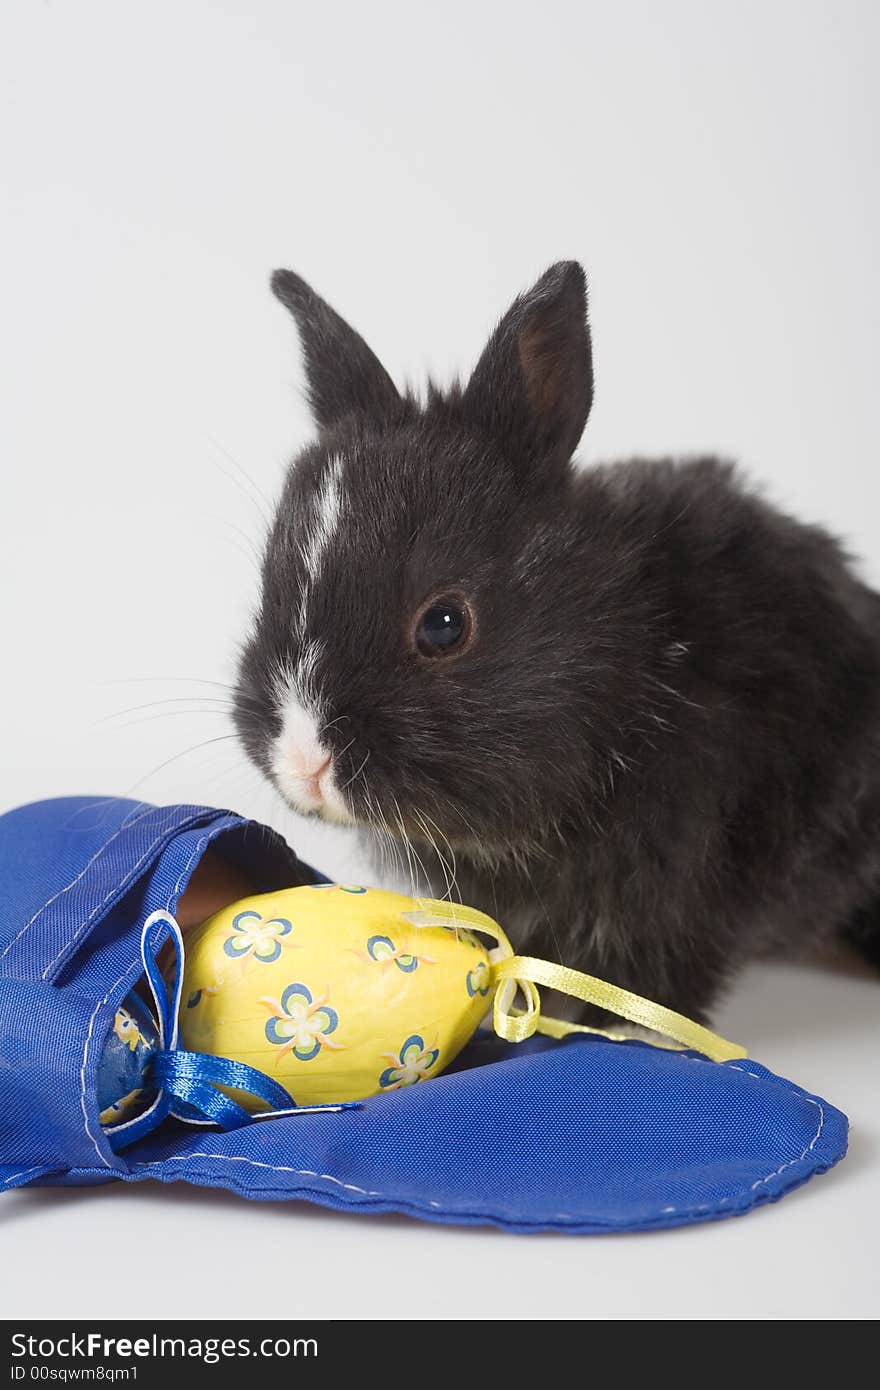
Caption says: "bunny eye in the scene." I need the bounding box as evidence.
[414,595,473,659]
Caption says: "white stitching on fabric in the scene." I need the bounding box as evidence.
[0,1165,48,1191]
[79,963,139,1169]
[651,1065,827,1214]
[78,829,215,1167]
[41,815,205,980]
[0,801,162,969]
[747,1103,825,1192]
[131,1151,383,1198]
[126,1065,831,1220]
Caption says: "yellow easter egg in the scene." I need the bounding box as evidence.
[178,884,494,1107]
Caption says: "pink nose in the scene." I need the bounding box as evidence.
[290,752,332,800]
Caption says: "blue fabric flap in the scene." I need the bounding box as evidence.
[0,798,217,982]
[38,1035,848,1234]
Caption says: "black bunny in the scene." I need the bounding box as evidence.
[234,261,880,1022]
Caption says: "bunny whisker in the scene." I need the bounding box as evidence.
[417,808,462,905]
[122,734,241,800]
[412,807,458,904]
[339,750,370,795]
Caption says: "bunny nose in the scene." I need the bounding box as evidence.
[290,750,332,800]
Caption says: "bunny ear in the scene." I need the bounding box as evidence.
[462,261,593,471]
[271,270,402,430]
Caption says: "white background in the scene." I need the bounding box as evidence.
[1,0,878,1321]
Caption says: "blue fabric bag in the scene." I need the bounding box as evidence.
[0,796,847,1232]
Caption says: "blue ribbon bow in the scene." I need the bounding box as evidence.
[104,909,357,1152]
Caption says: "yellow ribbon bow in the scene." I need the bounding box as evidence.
[409,898,746,1064]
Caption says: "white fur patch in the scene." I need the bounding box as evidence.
[297,453,344,637]
[271,650,354,826]
[270,455,353,824]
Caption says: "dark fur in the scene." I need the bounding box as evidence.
[235,261,880,1022]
